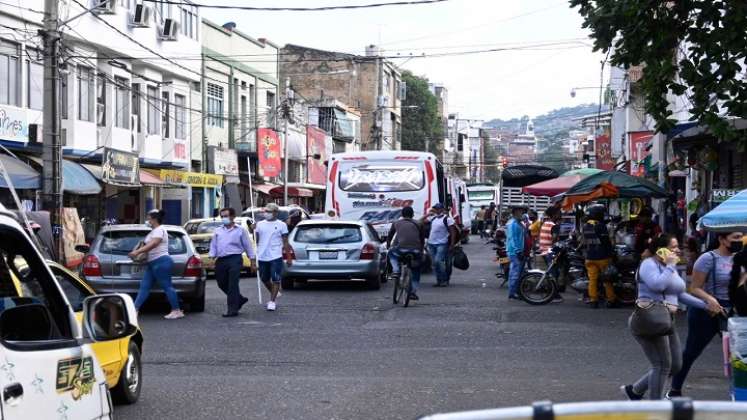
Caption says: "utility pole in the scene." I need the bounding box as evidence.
[282,82,294,205]
[41,0,62,261]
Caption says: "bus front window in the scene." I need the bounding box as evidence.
[339,164,424,192]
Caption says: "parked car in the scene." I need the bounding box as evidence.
[241,205,310,223]
[282,220,387,290]
[14,260,144,404]
[184,217,254,273]
[79,224,206,312]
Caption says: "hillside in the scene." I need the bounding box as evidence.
[484,103,600,135]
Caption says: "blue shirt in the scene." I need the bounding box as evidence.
[637,257,705,309]
[506,218,525,256]
[208,224,256,259]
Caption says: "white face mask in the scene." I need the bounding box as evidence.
[145,221,152,228]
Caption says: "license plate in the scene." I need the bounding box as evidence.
[498,257,509,264]
[319,251,338,260]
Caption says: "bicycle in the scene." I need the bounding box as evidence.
[392,253,416,307]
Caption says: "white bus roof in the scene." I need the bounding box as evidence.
[330,150,439,162]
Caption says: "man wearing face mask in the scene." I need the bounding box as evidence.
[255,203,292,311]
[209,207,257,317]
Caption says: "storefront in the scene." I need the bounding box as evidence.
[147,169,223,223]
[81,148,142,230]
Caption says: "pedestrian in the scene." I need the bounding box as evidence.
[538,207,563,297]
[582,204,618,308]
[422,203,458,287]
[622,234,716,400]
[668,231,743,398]
[387,205,425,300]
[476,205,486,238]
[255,203,292,311]
[506,205,527,300]
[730,249,747,316]
[485,202,496,232]
[529,210,542,244]
[129,209,184,319]
[287,209,302,232]
[209,207,256,318]
[634,206,662,259]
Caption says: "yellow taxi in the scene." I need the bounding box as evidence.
[184,217,254,272]
[12,260,143,404]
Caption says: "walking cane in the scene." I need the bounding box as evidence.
[247,157,262,305]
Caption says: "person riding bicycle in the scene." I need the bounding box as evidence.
[387,206,425,301]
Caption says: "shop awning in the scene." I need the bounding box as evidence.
[140,170,165,187]
[26,157,101,195]
[0,154,40,189]
[81,164,141,188]
[251,183,279,195]
[271,186,313,198]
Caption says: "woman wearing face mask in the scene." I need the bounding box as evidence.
[129,209,184,319]
[667,231,743,397]
[622,234,713,400]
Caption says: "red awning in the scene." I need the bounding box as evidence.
[269,186,313,198]
[140,171,165,187]
[522,174,585,197]
[251,183,279,195]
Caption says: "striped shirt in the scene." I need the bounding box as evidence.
[538,220,556,254]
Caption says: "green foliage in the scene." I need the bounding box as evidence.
[400,71,444,154]
[570,0,747,142]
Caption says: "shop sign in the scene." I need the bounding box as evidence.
[712,189,740,203]
[209,147,239,177]
[595,134,615,171]
[629,131,653,176]
[307,125,328,185]
[258,128,281,177]
[102,147,139,185]
[157,169,223,188]
[0,106,29,142]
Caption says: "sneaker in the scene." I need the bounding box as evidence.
[508,294,521,301]
[666,389,682,399]
[621,385,643,401]
[238,296,249,311]
[266,301,277,311]
[408,292,420,301]
[164,310,185,320]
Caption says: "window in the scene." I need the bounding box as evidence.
[174,94,186,139]
[77,67,94,122]
[146,85,159,135]
[27,57,43,110]
[339,164,425,192]
[206,83,224,128]
[294,225,363,244]
[100,230,187,255]
[161,91,170,138]
[0,40,20,106]
[457,133,465,152]
[96,73,106,126]
[50,266,90,312]
[131,83,140,132]
[114,77,129,128]
[179,5,198,40]
[266,91,275,127]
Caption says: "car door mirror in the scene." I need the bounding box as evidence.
[82,294,138,342]
[75,244,90,254]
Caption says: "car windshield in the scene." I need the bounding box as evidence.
[294,225,362,244]
[99,230,188,255]
[197,221,222,234]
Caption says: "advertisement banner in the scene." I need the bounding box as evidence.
[154,169,223,188]
[307,126,327,185]
[629,131,653,176]
[595,134,615,171]
[0,106,30,142]
[258,128,282,177]
[208,147,239,177]
[102,147,139,186]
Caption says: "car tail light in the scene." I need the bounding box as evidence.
[283,247,296,260]
[82,255,102,277]
[184,255,202,277]
[360,243,376,260]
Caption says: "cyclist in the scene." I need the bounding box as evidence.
[387,206,425,301]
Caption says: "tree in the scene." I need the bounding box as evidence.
[571,1,747,143]
[400,71,444,154]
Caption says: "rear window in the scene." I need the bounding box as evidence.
[197,221,222,234]
[99,230,188,255]
[294,225,362,244]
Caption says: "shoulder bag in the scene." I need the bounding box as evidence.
[628,263,673,337]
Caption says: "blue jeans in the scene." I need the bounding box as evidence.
[389,247,422,292]
[508,254,525,297]
[670,301,730,391]
[427,243,449,284]
[134,255,179,310]
[215,254,245,312]
[259,258,284,284]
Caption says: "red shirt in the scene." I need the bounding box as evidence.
[634,221,662,254]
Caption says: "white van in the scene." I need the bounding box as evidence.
[0,208,138,419]
[447,176,472,243]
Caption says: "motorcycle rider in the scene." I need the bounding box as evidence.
[506,205,528,300]
[582,204,618,308]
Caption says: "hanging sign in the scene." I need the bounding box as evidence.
[258,128,282,177]
[102,147,139,186]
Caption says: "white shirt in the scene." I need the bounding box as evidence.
[255,219,289,261]
[145,225,169,262]
[427,214,455,245]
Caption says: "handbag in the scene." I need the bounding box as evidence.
[628,264,673,337]
[452,246,469,270]
[131,240,148,264]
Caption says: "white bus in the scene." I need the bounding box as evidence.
[325,151,447,239]
[466,183,499,220]
[447,176,472,242]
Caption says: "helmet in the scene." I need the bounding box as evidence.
[586,204,605,221]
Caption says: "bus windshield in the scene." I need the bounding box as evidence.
[468,190,495,201]
[339,163,424,192]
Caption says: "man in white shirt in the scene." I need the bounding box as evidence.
[255,203,292,311]
[421,203,458,287]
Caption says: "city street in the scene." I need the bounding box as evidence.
[118,237,727,420]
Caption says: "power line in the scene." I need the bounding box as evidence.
[141,0,449,12]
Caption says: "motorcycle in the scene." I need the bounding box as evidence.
[568,243,637,306]
[487,228,511,286]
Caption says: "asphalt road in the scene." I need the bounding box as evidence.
[117,237,727,420]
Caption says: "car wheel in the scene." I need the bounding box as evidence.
[365,274,381,290]
[111,341,142,405]
[281,276,295,290]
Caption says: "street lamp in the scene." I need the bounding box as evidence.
[570,86,601,98]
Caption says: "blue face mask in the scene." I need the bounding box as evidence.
[221,217,231,226]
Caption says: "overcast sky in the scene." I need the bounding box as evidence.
[202,0,605,121]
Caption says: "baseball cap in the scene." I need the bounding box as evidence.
[265,203,280,212]
[432,203,445,210]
